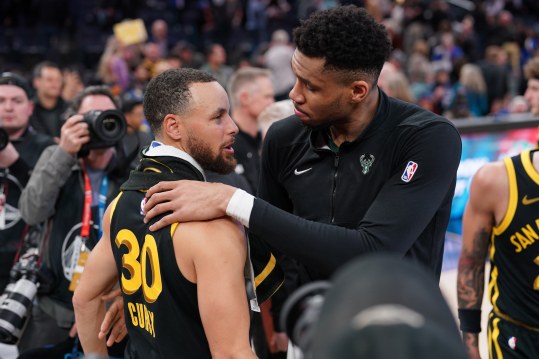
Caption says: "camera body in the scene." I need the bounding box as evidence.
[79,109,127,155]
[280,281,331,358]
[0,127,8,151]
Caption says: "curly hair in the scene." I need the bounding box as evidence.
[524,57,539,80]
[293,5,392,82]
[143,68,216,135]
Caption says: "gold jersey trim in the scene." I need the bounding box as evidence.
[488,312,503,359]
[492,158,517,236]
[170,222,179,238]
[110,192,124,221]
[520,149,539,185]
[254,254,276,288]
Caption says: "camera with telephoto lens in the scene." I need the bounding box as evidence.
[0,225,43,344]
[0,127,8,151]
[0,244,40,344]
[79,109,127,156]
[280,281,331,358]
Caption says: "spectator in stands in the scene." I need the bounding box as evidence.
[173,41,205,69]
[61,66,85,102]
[379,62,416,103]
[120,92,152,170]
[142,42,163,79]
[258,99,294,138]
[17,85,129,357]
[524,57,539,116]
[431,32,464,75]
[407,40,434,102]
[431,68,453,115]
[508,96,529,114]
[227,67,275,193]
[124,61,149,101]
[30,61,68,138]
[201,43,234,88]
[0,72,54,293]
[447,63,488,118]
[149,19,170,58]
[478,46,510,114]
[379,67,416,104]
[263,29,295,101]
[524,58,539,146]
[97,36,138,95]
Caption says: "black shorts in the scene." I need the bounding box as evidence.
[487,311,539,359]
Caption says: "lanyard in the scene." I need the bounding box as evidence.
[80,164,109,239]
[98,175,108,239]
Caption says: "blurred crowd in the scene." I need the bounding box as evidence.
[0,0,538,119]
[2,1,539,358]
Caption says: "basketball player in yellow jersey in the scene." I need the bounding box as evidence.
[457,57,539,359]
[72,68,261,358]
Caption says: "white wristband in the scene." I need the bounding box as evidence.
[226,189,254,228]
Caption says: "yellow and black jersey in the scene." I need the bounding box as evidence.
[110,189,211,359]
[489,149,539,329]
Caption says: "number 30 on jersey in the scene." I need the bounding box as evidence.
[115,229,163,303]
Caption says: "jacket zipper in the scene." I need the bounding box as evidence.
[331,154,339,223]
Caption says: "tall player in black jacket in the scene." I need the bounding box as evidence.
[142,6,461,283]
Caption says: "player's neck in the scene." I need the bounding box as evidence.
[330,89,379,145]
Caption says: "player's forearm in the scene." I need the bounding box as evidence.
[457,255,485,309]
[73,295,108,355]
[211,346,258,359]
[462,332,481,359]
[457,252,485,339]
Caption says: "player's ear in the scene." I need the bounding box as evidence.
[350,80,370,103]
[163,114,183,140]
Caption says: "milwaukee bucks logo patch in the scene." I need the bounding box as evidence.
[360,154,375,175]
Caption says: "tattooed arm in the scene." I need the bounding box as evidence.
[457,162,507,359]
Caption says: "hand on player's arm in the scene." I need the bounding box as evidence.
[99,287,127,347]
[144,180,237,231]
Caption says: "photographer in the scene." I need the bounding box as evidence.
[18,86,129,357]
[0,72,54,294]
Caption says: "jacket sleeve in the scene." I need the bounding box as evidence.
[19,145,77,225]
[7,156,32,187]
[251,122,462,278]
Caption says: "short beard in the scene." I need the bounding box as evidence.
[187,136,237,175]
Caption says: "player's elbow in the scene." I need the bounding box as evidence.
[72,290,84,313]
[72,287,92,315]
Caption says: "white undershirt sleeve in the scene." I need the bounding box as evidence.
[226,189,254,228]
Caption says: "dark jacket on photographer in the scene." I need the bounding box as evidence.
[18,143,129,328]
[0,127,54,292]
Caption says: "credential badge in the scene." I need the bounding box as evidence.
[360,154,375,175]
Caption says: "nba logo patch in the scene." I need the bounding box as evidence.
[401,161,418,182]
[140,197,147,215]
